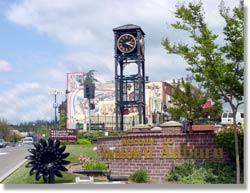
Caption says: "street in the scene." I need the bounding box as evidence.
[0,145,31,182]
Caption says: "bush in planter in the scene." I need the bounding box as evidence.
[77,138,92,145]
[83,161,108,170]
[77,132,104,143]
[129,169,149,183]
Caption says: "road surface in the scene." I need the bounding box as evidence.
[0,145,30,182]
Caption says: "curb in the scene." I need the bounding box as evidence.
[0,159,27,183]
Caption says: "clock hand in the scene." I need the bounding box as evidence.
[125,42,134,47]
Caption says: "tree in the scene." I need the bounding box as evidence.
[169,78,208,120]
[59,100,67,128]
[162,1,244,183]
[202,100,223,122]
[0,119,11,140]
[58,110,66,128]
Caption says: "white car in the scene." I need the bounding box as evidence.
[22,137,34,145]
[0,139,7,148]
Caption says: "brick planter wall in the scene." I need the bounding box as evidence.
[96,131,230,182]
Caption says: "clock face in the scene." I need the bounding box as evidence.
[117,34,136,53]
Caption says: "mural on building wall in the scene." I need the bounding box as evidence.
[66,72,173,128]
[66,72,115,128]
[145,82,166,117]
[66,72,85,128]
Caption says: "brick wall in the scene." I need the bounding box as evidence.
[96,131,230,182]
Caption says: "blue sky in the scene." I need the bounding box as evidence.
[0,0,245,124]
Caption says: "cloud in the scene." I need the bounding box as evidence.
[2,0,240,124]
[0,60,12,72]
[5,0,173,46]
[5,0,237,82]
[0,82,55,124]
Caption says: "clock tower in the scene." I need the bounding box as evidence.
[113,24,146,131]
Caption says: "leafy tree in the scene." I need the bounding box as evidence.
[58,109,67,128]
[58,100,67,128]
[162,1,244,183]
[169,78,208,120]
[202,100,223,122]
[0,119,11,140]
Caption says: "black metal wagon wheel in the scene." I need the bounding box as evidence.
[25,138,70,183]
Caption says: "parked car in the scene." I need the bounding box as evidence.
[22,137,34,145]
[0,139,7,148]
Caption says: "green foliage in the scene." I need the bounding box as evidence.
[163,0,244,113]
[77,138,92,145]
[215,128,244,168]
[168,78,208,120]
[5,133,22,143]
[83,161,108,170]
[163,0,244,183]
[166,163,239,184]
[58,109,67,128]
[0,119,11,140]
[108,131,128,136]
[77,131,128,143]
[129,169,149,183]
[78,131,104,143]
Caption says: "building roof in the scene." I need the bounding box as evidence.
[113,24,145,35]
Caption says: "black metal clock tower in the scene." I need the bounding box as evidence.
[113,24,146,131]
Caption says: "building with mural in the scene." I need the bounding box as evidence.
[66,72,175,130]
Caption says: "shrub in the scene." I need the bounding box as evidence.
[215,127,244,169]
[129,169,149,183]
[77,132,104,143]
[108,131,128,136]
[77,138,91,145]
[166,162,237,184]
[77,131,128,143]
[83,161,108,170]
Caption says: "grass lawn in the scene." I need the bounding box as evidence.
[2,144,97,184]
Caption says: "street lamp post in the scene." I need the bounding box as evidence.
[48,89,62,128]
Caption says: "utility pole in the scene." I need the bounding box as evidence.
[88,98,91,132]
[48,89,62,128]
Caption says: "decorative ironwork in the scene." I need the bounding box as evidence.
[25,138,70,184]
[113,24,146,131]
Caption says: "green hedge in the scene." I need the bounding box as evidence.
[77,131,128,143]
[215,127,244,169]
[83,161,108,170]
[166,162,238,184]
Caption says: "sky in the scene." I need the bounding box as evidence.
[0,0,245,125]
